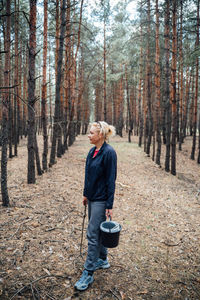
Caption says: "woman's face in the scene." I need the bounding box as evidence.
[88,126,102,145]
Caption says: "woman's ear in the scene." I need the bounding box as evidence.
[99,131,103,139]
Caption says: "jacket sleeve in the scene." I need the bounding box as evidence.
[104,149,117,209]
[83,153,89,197]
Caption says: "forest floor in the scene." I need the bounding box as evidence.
[0,133,200,300]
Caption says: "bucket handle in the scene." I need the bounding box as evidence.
[108,215,112,233]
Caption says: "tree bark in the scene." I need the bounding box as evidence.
[35,133,43,175]
[178,0,184,150]
[170,0,177,175]
[138,18,143,147]
[41,0,48,171]
[14,0,19,156]
[95,73,102,121]
[183,68,191,138]
[191,0,199,161]
[68,0,84,146]
[22,50,28,137]
[77,56,83,135]
[49,0,66,166]
[189,69,195,136]
[27,0,37,184]
[17,41,22,141]
[164,0,171,172]
[55,0,60,82]
[155,0,161,166]
[125,65,133,142]
[1,0,11,206]
[146,0,153,156]
[64,0,71,150]
[103,18,107,121]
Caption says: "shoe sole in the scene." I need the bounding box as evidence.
[74,278,94,291]
[95,263,110,270]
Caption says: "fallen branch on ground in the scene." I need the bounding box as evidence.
[9,274,69,300]
[8,218,33,239]
[109,289,120,300]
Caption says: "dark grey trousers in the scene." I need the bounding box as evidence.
[84,200,107,271]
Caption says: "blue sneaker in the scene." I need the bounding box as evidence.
[74,270,94,291]
[95,258,110,270]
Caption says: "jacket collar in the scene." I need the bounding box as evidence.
[91,141,107,157]
[98,141,106,154]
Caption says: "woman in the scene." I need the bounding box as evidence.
[74,121,117,291]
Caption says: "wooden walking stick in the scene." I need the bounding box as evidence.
[80,204,87,257]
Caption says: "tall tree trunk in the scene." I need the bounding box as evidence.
[138,18,143,147]
[189,69,195,136]
[95,73,102,121]
[8,49,13,158]
[164,0,171,172]
[183,68,191,138]
[133,82,137,135]
[8,85,13,158]
[196,2,200,163]
[63,0,71,151]
[0,38,2,125]
[170,0,177,175]
[176,54,180,144]
[48,45,52,130]
[64,0,71,149]
[74,0,84,135]
[178,0,184,150]
[191,0,199,161]
[41,0,48,171]
[27,0,37,184]
[14,0,19,156]
[68,3,76,147]
[155,0,161,165]
[22,49,28,137]
[18,43,23,140]
[103,16,107,121]
[146,0,153,156]
[68,0,84,146]
[1,0,11,206]
[116,74,124,137]
[57,72,64,156]
[125,65,133,142]
[198,113,200,163]
[49,0,66,166]
[55,0,60,81]
[77,51,84,134]
[143,76,147,152]
[35,133,43,175]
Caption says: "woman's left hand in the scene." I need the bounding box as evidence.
[106,209,112,220]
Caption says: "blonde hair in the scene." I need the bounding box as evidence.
[90,121,116,142]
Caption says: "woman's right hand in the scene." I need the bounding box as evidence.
[83,196,88,206]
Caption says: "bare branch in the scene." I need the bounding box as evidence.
[22,10,30,25]
[1,91,36,113]
[9,274,70,300]
[0,84,19,89]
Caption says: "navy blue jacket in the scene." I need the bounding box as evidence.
[83,142,117,209]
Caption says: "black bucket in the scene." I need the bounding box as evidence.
[100,219,122,248]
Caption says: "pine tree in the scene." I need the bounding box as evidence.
[1,0,11,206]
